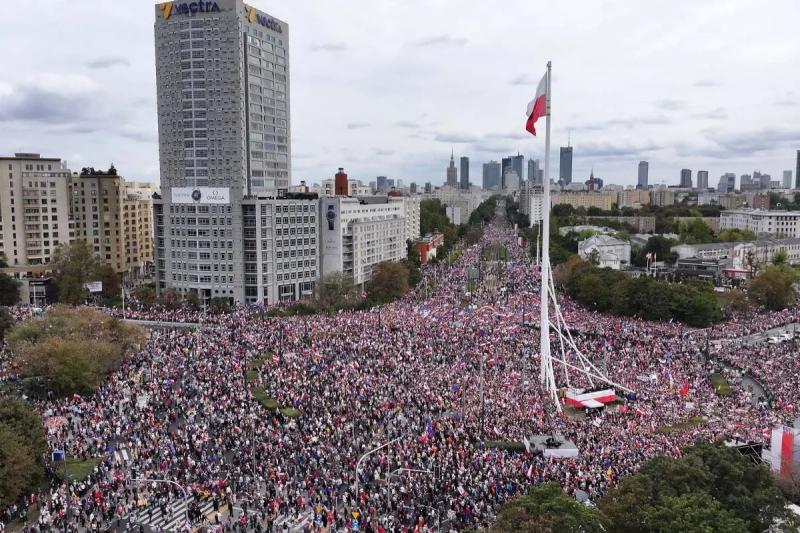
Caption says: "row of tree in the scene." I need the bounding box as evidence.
[0,398,46,509]
[556,256,721,326]
[491,443,797,532]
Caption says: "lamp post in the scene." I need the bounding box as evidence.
[354,436,403,502]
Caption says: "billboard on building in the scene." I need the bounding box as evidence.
[84,281,103,293]
[171,187,230,204]
[320,199,342,276]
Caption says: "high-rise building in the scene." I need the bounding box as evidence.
[527,159,541,184]
[482,161,501,190]
[410,182,417,194]
[69,170,155,275]
[637,161,649,189]
[795,150,800,189]
[376,176,388,192]
[697,170,709,190]
[446,151,458,187]
[153,0,291,304]
[424,182,432,194]
[679,169,692,188]
[559,147,573,185]
[783,171,793,189]
[334,168,348,196]
[511,154,524,186]
[0,153,75,278]
[717,173,736,193]
[459,156,470,190]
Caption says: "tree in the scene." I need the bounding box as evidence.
[51,241,100,304]
[718,229,757,242]
[719,288,749,316]
[0,307,13,341]
[367,261,410,305]
[94,263,121,301]
[0,398,46,508]
[133,284,157,306]
[491,483,608,533]
[0,273,20,306]
[315,272,360,312]
[773,248,788,266]
[679,218,716,244]
[599,443,793,533]
[6,306,144,395]
[749,266,799,310]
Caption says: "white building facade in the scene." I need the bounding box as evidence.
[320,197,407,285]
[719,209,800,238]
[578,235,631,270]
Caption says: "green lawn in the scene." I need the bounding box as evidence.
[280,407,303,419]
[657,416,705,434]
[58,458,102,481]
[710,373,733,397]
[484,440,526,452]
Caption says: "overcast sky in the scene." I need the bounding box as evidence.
[1,0,798,188]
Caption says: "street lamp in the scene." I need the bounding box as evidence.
[354,436,403,501]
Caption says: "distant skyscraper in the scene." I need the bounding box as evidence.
[501,157,512,179]
[559,147,573,185]
[459,156,470,189]
[377,176,388,192]
[410,182,417,194]
[637,161,649,189]
[528,159,540,184]
[795,150,800,189]
[482,161,501,190]
[783,170,793,189]
[511,154,524,186]
[695,170,708,190]
[424,182,432,193]
[446,150,458,187]
[387,178,395,189]
[680,169,692,188]
[717,173,736,193]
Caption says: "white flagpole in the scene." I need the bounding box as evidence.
[539,61,552,387]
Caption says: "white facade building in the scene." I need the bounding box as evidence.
[320,197,407,285]
[403,197,421,243]
[320,179,371,197]
[519,184,545,223]
[578,235,631,270]
[719,209,800,238]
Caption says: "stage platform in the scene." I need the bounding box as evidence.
[524,435,580,458]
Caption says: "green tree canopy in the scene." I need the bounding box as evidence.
[367,261,410,305]
[599,443,793,533]
[749,265,799,310]
[491,483,608,533]
[315,272,360,312]
[0,398,46,508]
[51,241,100,304]
[6,306,144,396]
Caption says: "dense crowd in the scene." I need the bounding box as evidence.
[1,206,797,532]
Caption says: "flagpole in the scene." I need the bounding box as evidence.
[539,61,552,387]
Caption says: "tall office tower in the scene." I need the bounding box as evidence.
[753,171,771,189]
[387,178,396,189]
[679,169,692,188]
[424,182,432,193]
[697,170,709,190]
[637,161,649,189]
[783,171,793,189]
[153,0,290,304]
[410,182,417,194]
[795,150,800,189]
[717,173,736,193]
[527,159,541,184]
[501,156,512,177]
[376,176,388,192]
[446,151,458,187]
[459,156,470,190]
[559,146,573,185]
[511,154,524,186]
[482,161,501,190]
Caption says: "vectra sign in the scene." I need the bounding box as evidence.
[160,1,221,19]
[245,4,283,33]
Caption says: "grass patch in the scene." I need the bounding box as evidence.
[251,388,279,410]
[280,407,303,419]
[657,416,705,434]
[56,458,102,482]
[484,440,525,452]
[711,373,733,397]
[246,370,259,382]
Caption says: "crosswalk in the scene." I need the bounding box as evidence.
[230,506,315,532]
[122,495,213,532]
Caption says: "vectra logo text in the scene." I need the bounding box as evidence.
[160,2,221,19]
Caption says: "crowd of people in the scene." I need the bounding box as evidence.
[1,204,797,532]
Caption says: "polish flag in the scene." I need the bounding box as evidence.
[525,72,548,136]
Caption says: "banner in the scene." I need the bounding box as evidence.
[171,187,230,204]
[85,281,103,293]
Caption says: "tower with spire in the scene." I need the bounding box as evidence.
[446,149,458,187]
[585,168,598,191]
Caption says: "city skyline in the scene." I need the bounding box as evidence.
[0,0,798,188]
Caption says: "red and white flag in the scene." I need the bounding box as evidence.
[525,72,548,136]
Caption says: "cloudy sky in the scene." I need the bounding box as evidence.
[1,0,798,188]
